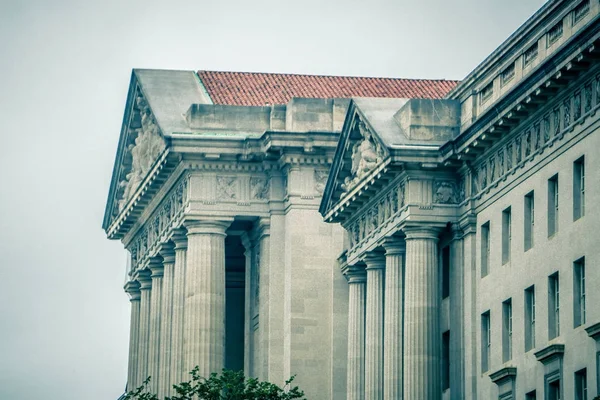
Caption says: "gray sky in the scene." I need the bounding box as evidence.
[0,0,544,398]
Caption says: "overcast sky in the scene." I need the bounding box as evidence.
[0,0,545,398]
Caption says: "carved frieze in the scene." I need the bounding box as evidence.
[472,74,598,197]
[434,181,459,204]
[314,169,329,194]
[250,177,269,200]
[129,177,188,270]
[216,176,238,200]
[117,94,167,212]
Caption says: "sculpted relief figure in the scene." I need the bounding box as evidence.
[341,121,384,192]
[118,95,166,211]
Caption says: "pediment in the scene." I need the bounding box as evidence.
[102,72,167,231]
[319,101,390,219]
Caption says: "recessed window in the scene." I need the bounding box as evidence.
[574,156,585,221]
[501,63,515,86]
[502,207,511,264]
[442,246,450,299]
[526,390,537,400]
[481,222,490,277]
[575,368,587,400]
[442,331,450,390]
[524,191,535,251]
[573,1,590,25]
[548,272,560,339]
[574,257,586,327]
[502,298,513,362]
[481,311,491,372]
[481,81,493,103]
[548,174,559,237]
[548,21,564,47]
[548,378,561,400]
[524,43,538,67]
[525,286,536,351]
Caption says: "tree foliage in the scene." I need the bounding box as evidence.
[124,368,306,400]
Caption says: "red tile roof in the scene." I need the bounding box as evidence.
[198,71,458,106]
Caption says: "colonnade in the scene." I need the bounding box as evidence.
[345,227,442,400]
[124,219,232,397]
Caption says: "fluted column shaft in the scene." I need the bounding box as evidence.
[383,239,406,400]
[147,257,164,393]
[158,244,175,398]
[346,266,367,400]
[170,229,187,385]
[125,281,141,391]
[403,227,441,400]
[137,270,152,386]
[183,219,231,378]
[364,252,385,400]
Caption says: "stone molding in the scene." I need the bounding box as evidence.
[383,237,406,255]
[585,322,600,340]
[534,343,565,364]
[137,270,152,290]
[171,228,188,250]
[184,219,232,236]
[490,367,517,385]
[148,257,164,278]
[124,280,141,301]
[341,264,367,283]
[402,225,443,241]
[363,250,386,270]
[158,242,176,264]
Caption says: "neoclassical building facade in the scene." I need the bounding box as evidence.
[104,1,600,399]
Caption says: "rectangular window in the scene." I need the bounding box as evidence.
[442,246,450,299]
[442,331,450,390]
[574,257,586,328]
[525,286,536,351]
[503,299,513,362]
[573,1,590,25]
[548,21,563,47]
[481,222,490,277]
[548,273,560,339]
[575,368,587,400]
[526,390,537,400]
[481,81,493,103]
[548,175,559,237]
[524,43,538,67]
[502,207,512,264]
[482,311,491,372]
[501,63,515,86]
[525,191,535,251]
[574,156,585,220]
[549,379,561,400]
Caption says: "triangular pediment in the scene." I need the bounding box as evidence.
[319,101,391,219]
[102,72,167,231]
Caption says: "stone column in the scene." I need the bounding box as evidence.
[183,219,231,378]
[158,243,175,398]
[403,226,442,400]
[364,251,385,400]
[170,229,187,384]
[125,280,141,391]
[345,265,367,400]
[136,269,152,386]
[147,257,164,393]
[383,238,406,400]
[240,233,254,377]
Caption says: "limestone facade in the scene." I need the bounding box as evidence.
[104,1,600,399]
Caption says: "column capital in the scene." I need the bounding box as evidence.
[383,236,406,255]
[342,264,367,283]
[124,280,141,301]
[158,242,176,264]
[364,250,386,270]
[136,269,152,290]
[184,218,233,236]
[402,224,444,241]
[149,257,164,278]
[171,227,188,250]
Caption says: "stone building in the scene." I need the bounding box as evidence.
[103,1,600,399]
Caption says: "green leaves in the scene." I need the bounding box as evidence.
[124,368,306,400]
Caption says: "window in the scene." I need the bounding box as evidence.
[548,379,561,400]
[525,286,536,351]
[501,63,515,86]
[442,246,450,299]
[575,368,587,400]
[574,257,586,327]
[481,81,493,103]
[482,311,491,372]
[573,1,590,25]
[502,207,512,264]
[525,191,535,251]
[503,299,513,362]
[524,43,538,67]
[574,156,585,220]
[481,222,490,277]
[548,273,560,339]
[442,331,450,391]
[548,175,559,237]
[526,390,537,400]
[548,21,563,47]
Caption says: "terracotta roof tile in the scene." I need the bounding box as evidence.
[198,71,458,106]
